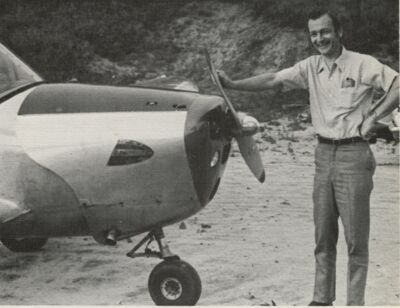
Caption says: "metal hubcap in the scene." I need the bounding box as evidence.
[160,277,182,300]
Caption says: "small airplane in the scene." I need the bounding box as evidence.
[0,43,265,305]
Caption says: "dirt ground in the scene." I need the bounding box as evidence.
[0,126,398,306]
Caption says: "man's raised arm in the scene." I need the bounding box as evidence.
[218,71,281,91]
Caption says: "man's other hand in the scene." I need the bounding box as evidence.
[359,115,378,140]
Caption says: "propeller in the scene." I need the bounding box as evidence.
[204,50,265,183]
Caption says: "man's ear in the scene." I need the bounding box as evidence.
[338,27,343,39]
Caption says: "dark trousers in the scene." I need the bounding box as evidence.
[312,142,376,305]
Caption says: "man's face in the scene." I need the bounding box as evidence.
[308,14,342,58]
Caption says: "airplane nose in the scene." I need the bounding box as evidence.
[184,96,232,207]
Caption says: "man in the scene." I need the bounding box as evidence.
[218,9,399,306]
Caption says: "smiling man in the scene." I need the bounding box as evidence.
[218,9,399,306]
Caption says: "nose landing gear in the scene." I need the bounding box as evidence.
[127,228,202,305]
[148,258,201,305]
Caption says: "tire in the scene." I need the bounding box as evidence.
[148,259,202,305]
[1,237,48,252]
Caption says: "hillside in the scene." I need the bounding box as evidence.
[0,0,398,120]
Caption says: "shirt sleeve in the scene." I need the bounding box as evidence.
[275,58,309,91]
[360,55,398,92]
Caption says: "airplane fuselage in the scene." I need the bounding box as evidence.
[0,84,231,243]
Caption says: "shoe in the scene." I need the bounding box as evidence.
[309,301,332,306]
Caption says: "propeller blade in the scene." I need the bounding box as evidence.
[236,135,265,183]
[204,49,265,182]
[204,49,242,129]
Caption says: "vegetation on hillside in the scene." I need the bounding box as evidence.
[0,0,398,120]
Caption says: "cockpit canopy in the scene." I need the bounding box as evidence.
[0,43,43,97]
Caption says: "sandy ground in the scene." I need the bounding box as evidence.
[0,126,398,306]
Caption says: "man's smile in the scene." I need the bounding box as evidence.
[317,41,330,47]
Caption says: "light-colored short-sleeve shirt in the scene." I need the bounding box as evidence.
[276,47,399,139]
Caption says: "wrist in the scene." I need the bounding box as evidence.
[229,80,239,89]
[368,110,378,122]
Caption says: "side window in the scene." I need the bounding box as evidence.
[0,53,16,93]
[0,43,43,98]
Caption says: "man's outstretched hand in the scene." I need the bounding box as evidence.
[216,70,234,89]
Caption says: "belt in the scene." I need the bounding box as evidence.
[317,135,366,145]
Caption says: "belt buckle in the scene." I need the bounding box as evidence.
[350,137,360,144]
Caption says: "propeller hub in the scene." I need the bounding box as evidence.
[235,114,262,136]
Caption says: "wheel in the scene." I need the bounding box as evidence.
[0,237,48,252]
[148,259,202,305]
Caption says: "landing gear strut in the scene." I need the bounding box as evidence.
[127,228,202,305]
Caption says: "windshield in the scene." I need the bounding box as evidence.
[0,43,43,97]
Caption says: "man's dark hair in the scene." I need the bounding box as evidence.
[308,9,342,33]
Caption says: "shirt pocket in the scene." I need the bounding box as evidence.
[337,87,357,110]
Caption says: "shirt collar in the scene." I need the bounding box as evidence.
[317,46,348,74]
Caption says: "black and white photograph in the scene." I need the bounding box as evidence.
[0,0,398,305]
